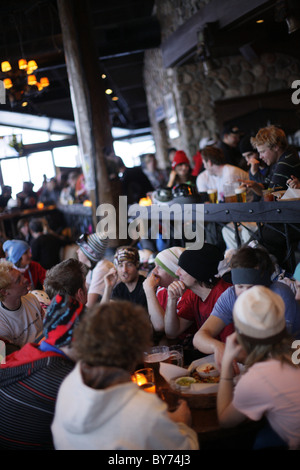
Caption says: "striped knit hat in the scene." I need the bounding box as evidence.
[76,232,108,266]
[154,247,185,278]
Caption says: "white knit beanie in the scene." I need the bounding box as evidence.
[233,285,286,343]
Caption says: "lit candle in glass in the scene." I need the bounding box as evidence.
[133,368,156,393]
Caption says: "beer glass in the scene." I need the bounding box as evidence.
[207,189,218,204]
[235,187,246,203]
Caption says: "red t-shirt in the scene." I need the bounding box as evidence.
[176,278,234,342]
[156,287,197,338]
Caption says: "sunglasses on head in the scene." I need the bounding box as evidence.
[76,233,88,244]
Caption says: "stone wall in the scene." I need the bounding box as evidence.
[144,0,300,169]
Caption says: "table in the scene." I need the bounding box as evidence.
[157,372,262,449]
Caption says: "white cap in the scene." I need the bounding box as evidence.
[233,286,286,343]
[199,137,216,149]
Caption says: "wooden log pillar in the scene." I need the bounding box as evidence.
[57,0,115,232]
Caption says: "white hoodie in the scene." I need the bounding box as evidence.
[51,362,199,450]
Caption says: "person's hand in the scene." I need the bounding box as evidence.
[238,180,264,196]
[212,341,226,372]
[222,332,244,370]
[104,267,118,289]
[167,170,177,188]
[287,175,300,189]
[248,157,260,175]
[143,272,160,292]
[167,399,192,427]
[167,280,186,301]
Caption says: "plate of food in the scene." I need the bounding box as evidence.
[196,362,220,379]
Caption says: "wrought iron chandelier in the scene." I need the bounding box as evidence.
[1,58,50,108]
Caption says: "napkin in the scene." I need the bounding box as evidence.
[281,187,300,199]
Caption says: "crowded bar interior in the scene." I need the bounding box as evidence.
[0,0,299,453]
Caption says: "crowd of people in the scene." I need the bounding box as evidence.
[0,170,89,212]
[0,123,299,450]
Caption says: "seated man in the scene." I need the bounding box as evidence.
[244,125,300,195]
[222,134,267,250]
[43,258,88,305]
[193,246,300,370]
[143,246,185,333]
[164,244,233,342]
[196,146,248,250]
[241,125,300,267]
[0,292,86,450]
[219,124,245,169]
[0,260,44,350]
[101,246,148,310]
[196,146,248,202]
[51,300,199,450]
[3,239,46,290]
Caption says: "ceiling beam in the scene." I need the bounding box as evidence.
[0,110,76,134]
[161,0,273,67]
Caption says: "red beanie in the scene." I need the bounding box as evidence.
[171,150,190,170]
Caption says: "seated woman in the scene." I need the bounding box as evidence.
[193,245,300,370]
[51,300,199,450]
[217,285,300,450]
[167,150,196,188]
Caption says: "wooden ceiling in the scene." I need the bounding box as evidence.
[0,0,160,131]
[0,0,299,134]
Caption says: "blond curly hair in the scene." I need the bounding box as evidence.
[0,260,15,301]
[251,125,287,150]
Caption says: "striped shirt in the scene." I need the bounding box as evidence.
[0,355,74,449]
[267,149,300,189]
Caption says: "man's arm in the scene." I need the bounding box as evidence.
[100,267,118,304]
[217,332,246,428]
[164,280,193,338]
[193,315,227,370]
[143,273,165,331]
[239,180,264,197]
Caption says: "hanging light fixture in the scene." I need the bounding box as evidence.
[18,59,27,70]
[1,61,11,73]
[0,57,50,108]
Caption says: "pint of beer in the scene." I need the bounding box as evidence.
[235,186,246,203]
[207,188,218,204]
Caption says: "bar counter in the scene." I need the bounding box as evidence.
[0,203,93,240]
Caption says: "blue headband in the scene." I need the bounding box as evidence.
[231,268,271,287]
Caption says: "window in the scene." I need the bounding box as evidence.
[1,157,30,198]
[52,145,80,167]
[27,151,56,190]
